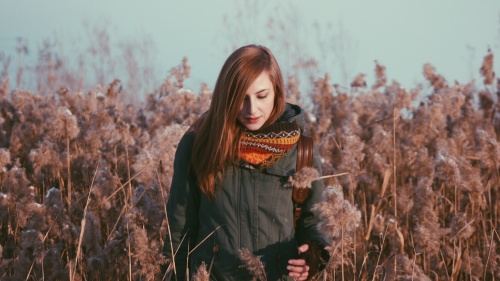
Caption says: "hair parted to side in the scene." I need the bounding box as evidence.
[191,44,286,199]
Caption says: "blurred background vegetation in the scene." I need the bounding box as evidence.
[0,1,499,280]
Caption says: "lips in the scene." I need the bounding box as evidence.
[245,117,260,124]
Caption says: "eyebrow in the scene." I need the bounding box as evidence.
[254,89,270,94]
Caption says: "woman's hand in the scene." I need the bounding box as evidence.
[287,244,310,281]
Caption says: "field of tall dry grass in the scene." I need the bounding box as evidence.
[0,45,499,280]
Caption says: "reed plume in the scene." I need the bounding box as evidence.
[238,248,267,281]
[193,262,210,281]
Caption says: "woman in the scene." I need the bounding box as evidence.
[163,45,327,281]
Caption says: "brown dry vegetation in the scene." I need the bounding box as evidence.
[0,44,499,280]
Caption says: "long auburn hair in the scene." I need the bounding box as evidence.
[191,45,286,199]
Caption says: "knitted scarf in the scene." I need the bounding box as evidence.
[238,122,301,168]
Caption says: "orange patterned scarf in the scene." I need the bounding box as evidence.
[238,122,301,168]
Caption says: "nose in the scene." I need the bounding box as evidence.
[244,97,257,115]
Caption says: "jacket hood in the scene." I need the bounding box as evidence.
[263,103,306,177]
[277,103,305,131]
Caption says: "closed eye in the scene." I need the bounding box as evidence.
[257,89,270,99]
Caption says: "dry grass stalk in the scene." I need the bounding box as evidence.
[312,185,360,278]
[98,162,153,208]
[371,226,388,281]
[72,165,99,280]
[188,225,223,255]
[317,172,349,180]
[288,167,348,190]
[158,168,178,279]
[193,261,210,281]
[392,107,398,277]
[66,133,71,210]
[238,248,267,281]
[480,50,495,85]
[127,222,132,281]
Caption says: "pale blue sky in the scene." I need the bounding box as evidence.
[1,0,499,94]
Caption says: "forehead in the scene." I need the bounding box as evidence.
[247,72,273,92]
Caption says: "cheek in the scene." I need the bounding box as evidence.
[265,100,275,115]
[267,92,276,114]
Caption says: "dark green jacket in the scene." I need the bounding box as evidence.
[163,104,325,281]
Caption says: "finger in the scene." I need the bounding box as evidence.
[298,274,309,281]
[289,271,308,278]
[287,265,306,273]
[297,273,309,281]
[288,259,306,266]
[286,265,309,273]
[288,269,309,279]
[297,244,309,253]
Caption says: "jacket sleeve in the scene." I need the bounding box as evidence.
[162,132,200,280]
[295,144,330,277]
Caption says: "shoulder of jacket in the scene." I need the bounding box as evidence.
[176,130,196,153]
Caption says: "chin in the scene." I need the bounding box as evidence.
[243,122,264,131]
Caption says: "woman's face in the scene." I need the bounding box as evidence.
[237,71,275,131]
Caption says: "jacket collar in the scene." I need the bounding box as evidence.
[277,103,305,132]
